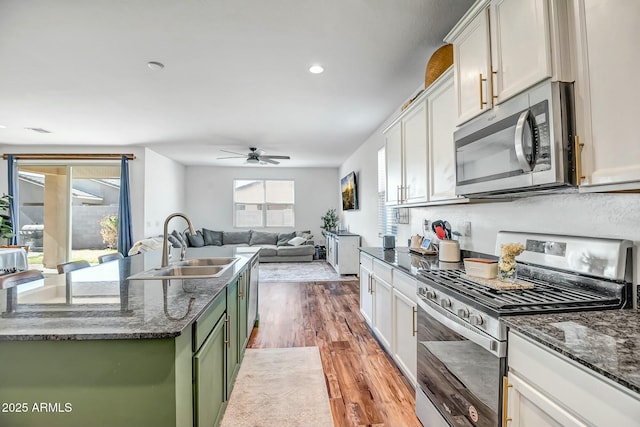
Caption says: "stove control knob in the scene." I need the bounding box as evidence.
[425,290,436,300]
[469,315,484,326]
[457,308,470,319]
[439,298,451,308]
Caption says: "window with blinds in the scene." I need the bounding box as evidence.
[234,179,295,227]
[377,148,397,237]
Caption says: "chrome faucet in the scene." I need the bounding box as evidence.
[162,213,196,267]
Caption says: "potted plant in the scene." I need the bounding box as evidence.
[320,208,338,236]
[0,194,15,243]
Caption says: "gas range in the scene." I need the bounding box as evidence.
[414,231,634,427]
[417,231,634,341]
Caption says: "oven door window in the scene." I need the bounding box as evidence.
[456,110,538,186]
[417,300,502,427]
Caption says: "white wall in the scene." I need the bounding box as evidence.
[184,166,339,244]
[143,147,186,237]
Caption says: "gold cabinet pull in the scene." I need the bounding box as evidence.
[412,306,417,336]
[575,136,585,184]
[224,315,230,346]
[502,376,513,427]
[491,69,498,105]
[479,73,488,110]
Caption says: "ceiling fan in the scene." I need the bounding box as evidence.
[217,147,291,165]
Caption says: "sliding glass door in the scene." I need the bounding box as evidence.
[17,163,121,273]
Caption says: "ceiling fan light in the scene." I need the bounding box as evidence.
[246,158,259,164]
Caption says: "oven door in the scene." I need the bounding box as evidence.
[416,297,506,427]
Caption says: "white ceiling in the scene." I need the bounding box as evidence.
[0,0,473,167]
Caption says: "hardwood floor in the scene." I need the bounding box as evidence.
[248,280,421,427]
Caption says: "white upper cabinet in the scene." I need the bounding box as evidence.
[446,0,568,124]
[402,102,428,204]
[571,0,640,191]
[428,68,459,202]
[384,98,429,205]
[448,6,491,123]
[384,122,403,204]
[490,0,552,103]
[384,69,460,206]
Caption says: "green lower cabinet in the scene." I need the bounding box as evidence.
[193,315,227,427]
[238,271,249,354]
[226,278,240,395]
[0,267,254,427]
[0,332,193,427]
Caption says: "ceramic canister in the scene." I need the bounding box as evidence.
[439,240,460,262]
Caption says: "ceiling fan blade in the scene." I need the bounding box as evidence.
[261,158,279,165]
[216,156,246,159]
[220,149,246,156]
[260,155,290,160]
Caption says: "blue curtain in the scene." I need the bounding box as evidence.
[7,154,19,245]
[117,156,133,256]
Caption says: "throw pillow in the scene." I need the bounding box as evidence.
[186,230,205,247]
[288,236,306,246]
[223,231,251,245]
[202,228,223,246]
[171,230,187,247]
[277,232,296,246]
[250,231,278,245]
[295,230,311,237]
[167,234,182,248]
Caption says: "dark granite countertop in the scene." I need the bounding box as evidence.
[502,310,640,395]
[359,247,458,277]
[0,246,259,341]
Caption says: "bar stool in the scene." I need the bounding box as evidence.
[0,269,44,313]
[98,253,124,264]
[57,260,91,274]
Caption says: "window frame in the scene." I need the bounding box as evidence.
[232,179,295,228]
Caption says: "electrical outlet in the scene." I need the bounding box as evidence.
[423,219,429,228]
[462,221,471,237]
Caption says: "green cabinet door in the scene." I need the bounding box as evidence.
[238,270,249,355]
[226,278,240,394]
[193,317,227,427]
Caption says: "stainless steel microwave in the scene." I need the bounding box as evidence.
[454,80,576,197]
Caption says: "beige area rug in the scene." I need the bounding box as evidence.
[221,347,334,427]
[258,261,356,282]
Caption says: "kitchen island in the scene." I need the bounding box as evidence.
[0,246,260,427]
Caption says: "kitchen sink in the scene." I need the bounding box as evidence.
[177,257,238,267]
[127,257,238,280]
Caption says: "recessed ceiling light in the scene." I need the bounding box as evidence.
[147,61,165,71]
[0,125,6,129]
[309,65,324,74]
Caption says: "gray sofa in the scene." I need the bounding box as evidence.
[171,229,316,262]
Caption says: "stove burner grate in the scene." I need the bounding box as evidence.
[419,269,623,314]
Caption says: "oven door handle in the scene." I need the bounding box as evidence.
[417,298,506,357]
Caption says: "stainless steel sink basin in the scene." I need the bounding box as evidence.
[165,265,224,277]
[127,257,238,280]
[178,257,238,267]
